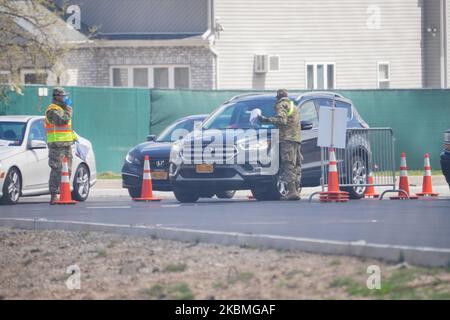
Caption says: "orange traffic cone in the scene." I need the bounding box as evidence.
[55,157,77,205]
[390,152,418,200]
[364,172,379,198]
[132,155,161,202]
[416,153,439,197]
[319,148,349,203]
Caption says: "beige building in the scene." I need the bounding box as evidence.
[1,0,448,90]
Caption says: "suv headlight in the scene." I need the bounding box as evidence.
[237,139,269,151]
[125,151,141,165]
[170,141,183,165]
[444,130,450,152]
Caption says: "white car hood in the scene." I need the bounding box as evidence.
[0,146,22,160]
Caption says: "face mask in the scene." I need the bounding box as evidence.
[64,96,73,107]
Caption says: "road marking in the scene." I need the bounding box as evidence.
[322,219,378,224]
[1,217,450,267]
[86,206,131,209]
[161,204,180,208]
[233,221,288,225]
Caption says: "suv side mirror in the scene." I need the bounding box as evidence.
[301,121,313,131]
[29,140,47,149]
[147,135,156,142]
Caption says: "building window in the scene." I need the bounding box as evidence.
[110,66,190,89]
[306,63,335,90]
[21,70,49,85]
[112,68,128,87]
[174,67,190,89]
[133,68,149,87]
[153,67,169,88]
[377,62,390,89]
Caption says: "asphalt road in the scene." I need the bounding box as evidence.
[1,194,450,250]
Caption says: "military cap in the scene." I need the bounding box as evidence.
[52,87,68,97]
[276,89,288,99]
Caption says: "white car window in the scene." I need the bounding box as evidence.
[0,121,26,146]
[28,120,46,142]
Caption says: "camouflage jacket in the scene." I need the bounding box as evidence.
[46,101,74,148]
[263,97,301,143]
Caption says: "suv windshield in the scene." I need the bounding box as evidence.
[156,118,200,142]
[202,99,279,130]
[0,122,27,146]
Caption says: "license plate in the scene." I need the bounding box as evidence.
[196,164,214,173]
[152,171,168,180]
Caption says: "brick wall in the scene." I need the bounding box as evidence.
[61,46,215,89]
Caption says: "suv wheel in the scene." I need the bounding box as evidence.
[128,187,141,198]
[72,164,90,202]
[216,190,236,199]
[341,155,367,200]
[251,176,283,201]
[173,188,200,203]
[0,167,21,205]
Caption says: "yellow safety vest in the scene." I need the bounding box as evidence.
[45,104,76,143]
[286,100,295,117]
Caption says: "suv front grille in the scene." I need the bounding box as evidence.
[181,142,238,163]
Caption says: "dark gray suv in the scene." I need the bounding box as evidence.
[169,92,370,202]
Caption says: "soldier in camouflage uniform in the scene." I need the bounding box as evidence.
[45,87,77,204]
[260,89,302,200]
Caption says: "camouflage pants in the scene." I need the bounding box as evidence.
[279,141,302,186]
[48,146,73,195]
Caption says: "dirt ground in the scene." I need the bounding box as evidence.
[1,227,450,300]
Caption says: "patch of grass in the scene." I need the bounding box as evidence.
[96,249,107,258]
[375,170,442,177]
[145,283,195,300]
[97,172,122,180]
[429,291,450,300]
[329,268,450,300]
[228,271,254,285]
[329,259,341,266]
[164,263,187,273]
[80,230,90,238]
[107,240,117,249]
[146,284,166,299]
[239,244,258,250]
[329,277,357,289]
[168,283,195,300]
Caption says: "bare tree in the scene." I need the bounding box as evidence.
[0,0,71,98]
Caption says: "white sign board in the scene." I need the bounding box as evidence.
[317,107,347,149]
[38,87,48,97]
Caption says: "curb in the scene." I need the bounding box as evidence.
[1,218,450,268]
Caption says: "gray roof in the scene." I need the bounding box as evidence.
[14,1,88,44]
[54,0,208,39]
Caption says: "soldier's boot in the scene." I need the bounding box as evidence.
[50,194,58,205]
[282,183,300,201]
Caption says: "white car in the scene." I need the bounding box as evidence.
[0,116,97,204]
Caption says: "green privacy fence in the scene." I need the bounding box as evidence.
[0,85,150,172]
[150,89,450,170]
[1,86,448,171]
